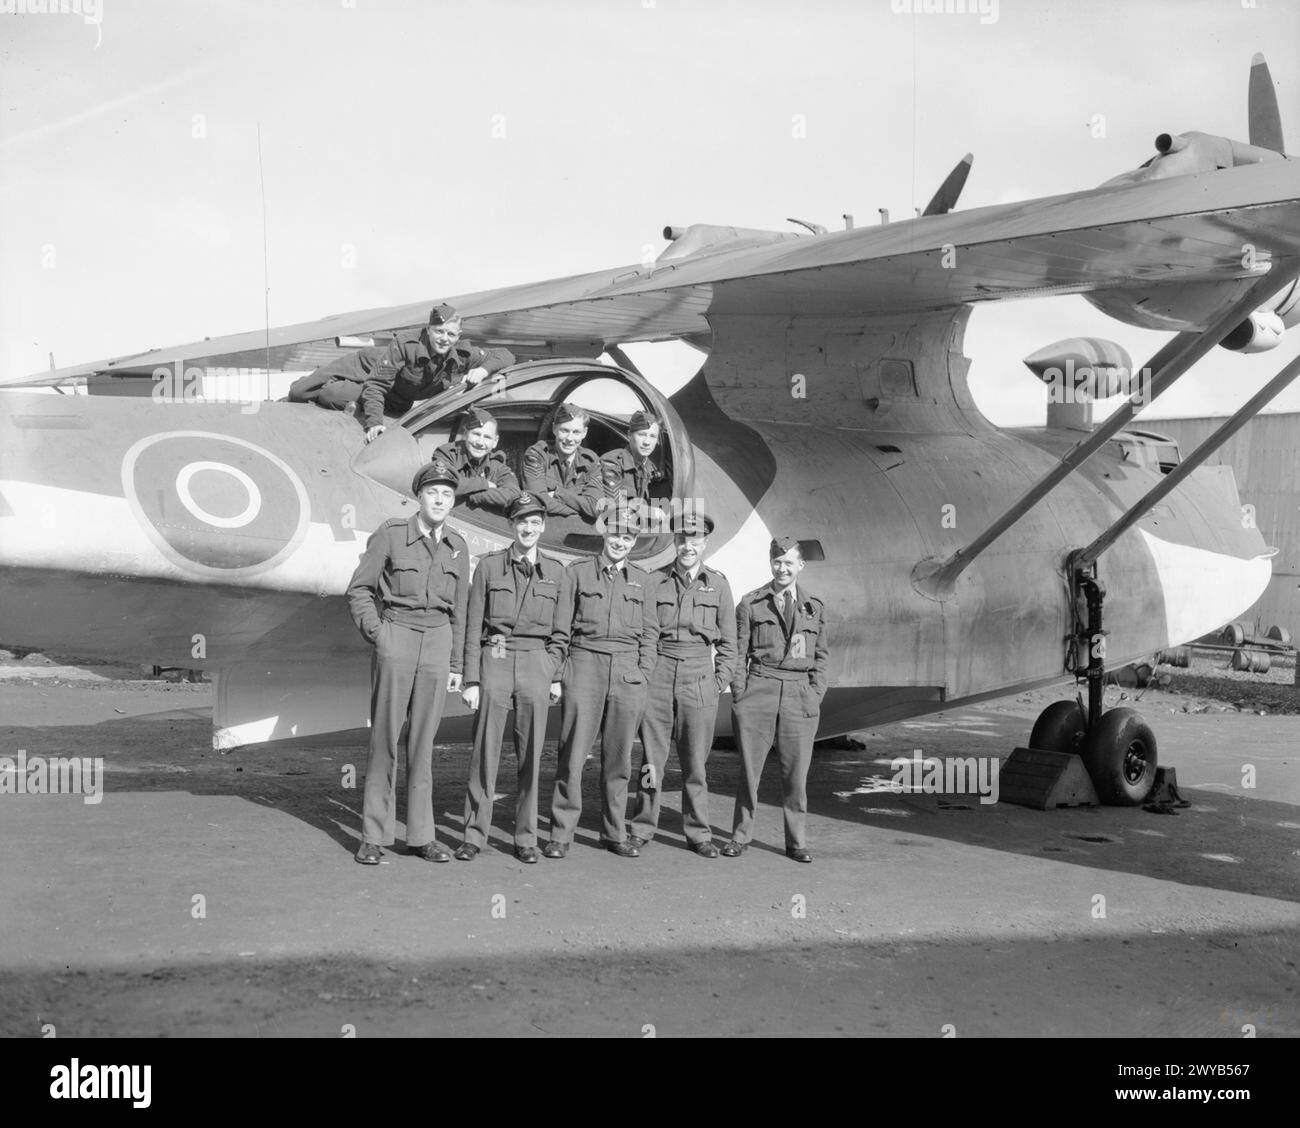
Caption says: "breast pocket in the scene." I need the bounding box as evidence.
[794,614,822,660]
[691,590,720,635]
[618,586,645,632]
[387,549,427,599]
[385,567,418,598]
[576,586,607,633]
[486,578,517,622]
[522,581,559,633]
[750,608,783,651]
[434,558,461,603]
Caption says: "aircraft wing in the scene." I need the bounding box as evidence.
[8,158,1300,388]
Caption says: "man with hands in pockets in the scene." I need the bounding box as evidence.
[545,508,657,859]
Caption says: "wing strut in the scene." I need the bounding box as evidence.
[1065,344,1300,739]
[603,343,645,379]
[910,263,1299,601]
[1070,348,1300,571]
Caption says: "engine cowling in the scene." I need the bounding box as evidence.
[1221,309,1286,353]
[658,224,803,262]
[1023,337,1136,400]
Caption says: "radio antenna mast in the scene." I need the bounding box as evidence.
[256,122,271,401]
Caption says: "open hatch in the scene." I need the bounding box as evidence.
[351,358,693,564]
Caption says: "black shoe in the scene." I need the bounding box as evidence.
[355,843,382,865]
[515,846,539,864]
[786,847,813,864]
[542,840,569,859]
[605,840,640,858]
[454,843,479,861]
[626,834,648,849]
[720,841,748,857]
[410,842,452,863]
[690,841,720,859]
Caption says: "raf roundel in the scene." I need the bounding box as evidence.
[120,431,311,578]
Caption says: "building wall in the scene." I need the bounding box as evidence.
[1150,412,1300,637]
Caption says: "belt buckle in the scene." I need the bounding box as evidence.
[489,633,507,659]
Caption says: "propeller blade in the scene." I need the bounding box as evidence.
[1248,52,1285,153]
[786,217,828,235]
[921,153,973,216]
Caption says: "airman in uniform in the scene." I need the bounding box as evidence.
[455,493,564,865]
[723,536,829,864]
[433,406,521,514]
[521,403,603,520]
[347,460,469,865]
[319,303,512,440]
[290,302,512,422]
[628,511,736,857]
[599,410,669,530]
[545,509,657,858]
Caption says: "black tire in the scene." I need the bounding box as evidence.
[1028,699,1086,755]
[1083,706,1158,806]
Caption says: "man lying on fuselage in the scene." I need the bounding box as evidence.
[287,302,514,440]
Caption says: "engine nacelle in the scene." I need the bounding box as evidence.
[658,224,803,263]
[1023,337,1137,400]
[1087,277,1299,340]
[1221,309,1286,353]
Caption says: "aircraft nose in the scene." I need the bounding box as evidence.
[1134,464,1273,649]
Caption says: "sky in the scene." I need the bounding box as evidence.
[2,0,1299,424]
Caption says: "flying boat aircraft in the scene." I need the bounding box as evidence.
[2,54,1298,806]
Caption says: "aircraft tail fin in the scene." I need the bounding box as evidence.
[1248,52,1285,153]
[921,153,974,217]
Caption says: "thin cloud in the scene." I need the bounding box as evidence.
[0,58,222,150]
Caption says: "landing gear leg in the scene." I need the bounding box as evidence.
[1073,561,1158,806]
[1025,563,1159,805]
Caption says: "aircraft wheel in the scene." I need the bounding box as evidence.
[1028,699,1086,755]
[1083,706,1158,806]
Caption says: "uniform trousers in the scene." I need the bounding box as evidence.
[550,647,648,845]
[632,653,718,845]
[730,670,820,850]
[462,646,553,848]
[288,371,364,410]
[362,621,450,848]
